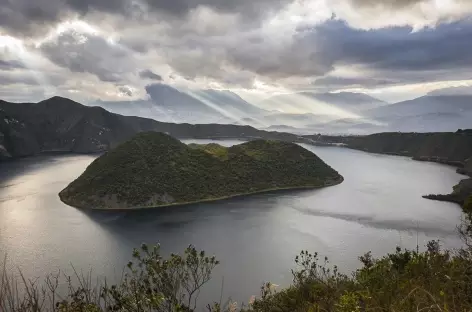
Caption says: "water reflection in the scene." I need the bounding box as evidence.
[0,143,466,307]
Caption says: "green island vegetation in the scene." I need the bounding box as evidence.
[2,197,472,312]
[59,132,343,209]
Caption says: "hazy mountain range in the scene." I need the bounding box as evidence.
[97,84,268,126]
[1,92,470,161]
[95,84,471,134]
[314,94,472,134]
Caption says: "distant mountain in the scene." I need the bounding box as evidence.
[97,89,389,130]
[300,95,472,134]
[428,86,472,96]
[193,89,267,118]
[145,84,228,122]
[365,95,472,118]
[260,112,335,128]
[0,96,303,161]
[98,85,268,125]
[350,95,472,133]
[254,92,387,131]
[260,92,387,116]
[308,92,388,112]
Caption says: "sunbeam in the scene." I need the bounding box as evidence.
[0,35,58,97]
[185,90,268,126]
[266,92,362,119]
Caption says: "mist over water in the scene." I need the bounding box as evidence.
[0,141,465,307]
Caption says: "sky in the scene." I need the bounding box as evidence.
[1,0,472,104]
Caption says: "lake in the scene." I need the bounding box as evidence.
[0,140,466,309]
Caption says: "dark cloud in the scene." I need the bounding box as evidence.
[0,0,294,37]
[39,30,135,82]
[309,19,472,72]
[181,18,472,88]
[0,0,66,36]
[0,60,25,71]
[144,0,293,18]
[139,69,162,80]
[153,18,472,88]
[348,0,425,9]
[228,38,333,78]
[64,0,129,15]
[0,0,137,37]
[253,19,472,88]
[2,0,472,95]
[118,86,133,96]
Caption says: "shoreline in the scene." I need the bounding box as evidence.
[329,145,470,208]
[59,176,344,211]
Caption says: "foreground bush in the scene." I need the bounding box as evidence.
[2,240,472,312]
[3,204,472,312]
[247,242,472,312]
[1,244,219,312]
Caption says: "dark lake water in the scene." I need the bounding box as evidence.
[0,140,465,309]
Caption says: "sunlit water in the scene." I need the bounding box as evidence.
[0,140,466,309]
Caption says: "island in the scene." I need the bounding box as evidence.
[59,132,343,209]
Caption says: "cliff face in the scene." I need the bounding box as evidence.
[0,97,302,161]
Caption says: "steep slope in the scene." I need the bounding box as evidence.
[0,97,162,156]
[59,132,343,209]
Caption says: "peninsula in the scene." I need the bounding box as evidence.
[59,132,343,209]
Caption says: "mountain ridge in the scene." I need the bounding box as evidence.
[0,96,304,161]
